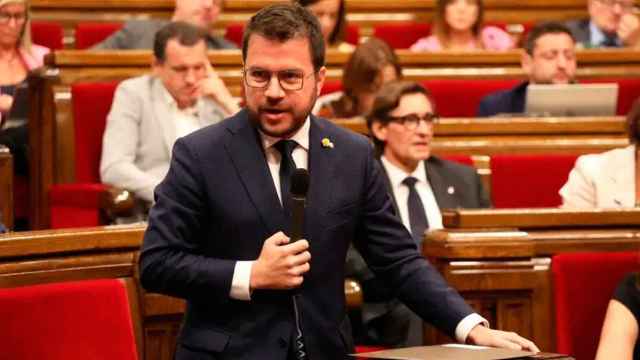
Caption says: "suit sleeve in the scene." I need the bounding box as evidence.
[353,145,474,338]
[99,81,161,202]
[476,96,492,117]
[91,22,138,50]
[559,155,598,208]
[139,138,235,301]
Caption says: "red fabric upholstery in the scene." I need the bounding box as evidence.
[75,22,123,49]
[422,79,520,117]
[490,154,578,208]
[442,155,474,166]
[583,78,640,115]
[31,21,64,50]
[320,80,343,96]
[373,22,431,49]
[13,175,28,219]
[553,252,639,360]
[225,23,359,48]
[48,81,120,228]
[0,278,138,359]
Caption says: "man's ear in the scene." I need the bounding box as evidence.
[520,50,533,76]
[370,121,388,143]
[151,57,162,76]
[315,66,327,97]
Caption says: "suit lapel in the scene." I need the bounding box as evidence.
[224,111,287,234]
[307,117,337,220]
[425,158,455,209]
[150,77,179,157]
[378,158,400,215]
[606,145,635,207]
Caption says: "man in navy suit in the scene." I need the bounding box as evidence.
[140,4,539,359]
[477,22,577,117]
[565,0,640,48]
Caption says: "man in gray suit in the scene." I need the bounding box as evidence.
[100,22,239,211]
[565,0,640,48]
[93,0,236,50]
[347,80,491,347]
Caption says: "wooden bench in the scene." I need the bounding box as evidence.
[423,208,640,351]
[0,146,12,231]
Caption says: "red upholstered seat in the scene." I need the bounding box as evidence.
[553,252,639,360]
[320,80,343,96]
[31,21,64,50]
[422,79,520,117]
[583,78,640,115]
[49,81,120,228]
[490,154,578,208]
[0,278,138,360]
[373,22,431,49]
[225,23,360,48]
[75,22,123,49]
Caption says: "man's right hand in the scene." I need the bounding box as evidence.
[0,94,13,114]
[250,231,311,290]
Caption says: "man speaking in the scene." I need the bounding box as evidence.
[140,4,539,359]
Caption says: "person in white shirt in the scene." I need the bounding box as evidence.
[346,80,491,347]
[100,22,239,213]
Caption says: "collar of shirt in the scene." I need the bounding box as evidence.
[380,155,429,190]
[160,82,200,116]
[589,20,621,47]
[259,116,311,155]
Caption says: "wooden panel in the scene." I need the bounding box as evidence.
[0,148,12,231]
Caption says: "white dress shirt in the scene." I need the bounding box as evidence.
[380,156,488,343]
[161,86,202,140]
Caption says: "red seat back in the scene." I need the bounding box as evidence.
[490,154,578,208]
[583,78,640,115]
[0,279,138,359]
[75,22,123,49]
[344,24,360,45]
[71,81,120,183]
[553,252,639,360]
[422,79,520,117]
[31,21,64,50]
[373,22,432,49]
[320,80,343,96]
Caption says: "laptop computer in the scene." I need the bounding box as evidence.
[1,82,29,129]
[525,83,618,117]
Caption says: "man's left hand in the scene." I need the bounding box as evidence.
[618,13,640,47]
[467,325,540,353]
[199,63,241,115]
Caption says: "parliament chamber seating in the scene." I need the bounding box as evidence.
[31,21,64,50]
[48,81,125,229]
[224,22,361,48]
[0,278,140,360]
[74,22,124,49]
[372,22,431,49]
[552,251,639,360]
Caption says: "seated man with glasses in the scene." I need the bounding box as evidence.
[345,80,491,347]
[100,21,239,221]
[565,0,640,48]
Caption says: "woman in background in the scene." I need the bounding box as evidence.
[0,0,49,176]
[296,0,355,51]
[410,0,513,52]
[314,37,401,118]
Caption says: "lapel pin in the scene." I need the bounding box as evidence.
[321,137,334,149]
[447,186,455,195]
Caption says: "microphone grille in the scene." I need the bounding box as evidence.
[290,168,310,197]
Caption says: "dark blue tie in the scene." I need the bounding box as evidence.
[274,139,298,215]
[403,176,429,245]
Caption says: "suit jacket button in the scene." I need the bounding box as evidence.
[278,337,288,348]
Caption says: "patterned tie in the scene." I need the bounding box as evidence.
[403,176,429,245]
[274,139,298,215]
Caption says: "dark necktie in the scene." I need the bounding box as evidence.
[602,35,618,47]
[274,139,298,215]
[403,176,429,245]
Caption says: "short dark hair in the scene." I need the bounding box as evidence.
[524,21,575,55]
[153,21,207,62]
[366,81,434,154]
[242,3,325,72]
[294,0,347,45]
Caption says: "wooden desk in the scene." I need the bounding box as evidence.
[0,146,12,231]
[423,208,640,351]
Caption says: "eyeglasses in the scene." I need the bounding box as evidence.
[385,113,439,130]
[243,67,315,91]
[596,0,635,10]
[0,11,26,24]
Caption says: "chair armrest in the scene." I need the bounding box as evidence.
[100,186,135,219]
[345,277,362,309]
[49,183,136,221]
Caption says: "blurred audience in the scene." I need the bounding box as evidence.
[595,272,639,360]
[559,97,640,208]
[346,81,491,347]
[100,22,237,219]
[295,0,355,51]
[314,37,401,118]
[93,0,236,50]
[477,21,577,117]
[0,0,49,177]
[566,0,640,48]
[410,0,514,51]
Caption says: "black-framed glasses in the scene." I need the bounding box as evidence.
[243,67,315,91]
[385,113,439,130]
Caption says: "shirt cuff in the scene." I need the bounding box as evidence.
[455,313,489,343]
[229,260,254,301]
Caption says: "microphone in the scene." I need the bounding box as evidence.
[289,168,309,242]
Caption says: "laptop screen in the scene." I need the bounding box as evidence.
[525,83,618,116]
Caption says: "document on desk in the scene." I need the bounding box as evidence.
[350,344,534,360]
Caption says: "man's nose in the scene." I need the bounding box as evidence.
[265,75,285,99]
